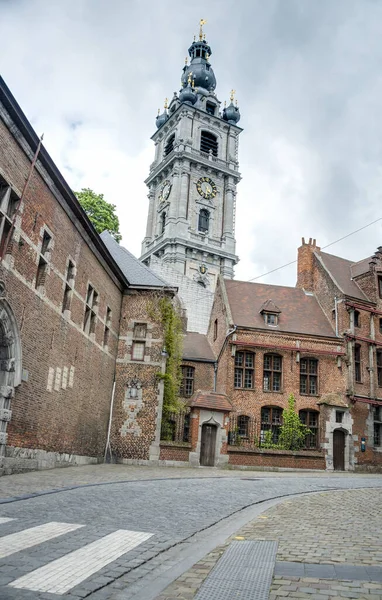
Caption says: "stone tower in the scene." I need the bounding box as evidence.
[141,21,242,291]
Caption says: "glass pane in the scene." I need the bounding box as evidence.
[309,377,317,395]
[300,375,307,394]
[244,369,253,388]
[272,372,281,391]
[272,408,282,424]
[235,352,243,367]
[273,356,282,371]
[300,411,307,425]
[264,355,271,370]
[263,373,270,391]
[234,368,242,388]
[309,360,318,374]
[300,360,307,374]
[245,353,254,368]
[132,341,145,360]
[309,412,318,427]
[261,408,270,423]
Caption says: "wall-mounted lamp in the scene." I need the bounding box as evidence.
[161,347,168,358]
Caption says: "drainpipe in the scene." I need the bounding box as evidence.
[334,297,339,337]
[214,325,237,392]
[104,379,116,463]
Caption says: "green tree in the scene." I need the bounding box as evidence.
[75,188,122,242]
[278,394,310,451]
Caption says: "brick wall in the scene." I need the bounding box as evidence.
[159,441,191,461]
[0,117,122,462]
[228,448,325,469]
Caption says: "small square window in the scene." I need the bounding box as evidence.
[132,341,145,361]
[264,313,277,325]
[134,323,147,339]
[336,411,344,423]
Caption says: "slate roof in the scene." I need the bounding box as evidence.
[100,232,171,289]
[315,251,369,302]
[224,279,336,338]
[350,256,373,279]
[188,390,232,412]
[183,332,215,362]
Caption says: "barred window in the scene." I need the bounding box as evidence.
[299,410,319,449]
[261,406,282,444]
[181,366,195,397]
[263,354,282,392]
[234,351,254,389]
[300,358,318,395]
[237,415,250,438]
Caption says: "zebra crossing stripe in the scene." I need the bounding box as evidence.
[10,529,153,594]
[0,522,83,559]
[0,518,14,524]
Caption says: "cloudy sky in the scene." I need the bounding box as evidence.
[1,0,382,285]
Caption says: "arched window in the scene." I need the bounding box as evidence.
[261,406,283,444]
[164,134,175,156]
[237,415,250,438]
[299,410,319,449]
[160,212,166,234]
[198,209,210,233]
[200,131,218,156]
[263,354,282,392]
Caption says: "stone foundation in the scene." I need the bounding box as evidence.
[1,446,100,476]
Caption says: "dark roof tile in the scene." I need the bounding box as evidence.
[183,332,215,361]
[189,390,232,412]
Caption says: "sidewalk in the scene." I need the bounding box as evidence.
[155,488,382,600]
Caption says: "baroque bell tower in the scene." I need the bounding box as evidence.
[141,20,242,290]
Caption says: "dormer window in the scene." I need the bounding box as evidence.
[260,299,281,327]
[264,313,278,326]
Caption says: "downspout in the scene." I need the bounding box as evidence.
[104,379,116,463]
[334,297,339,337]
[214,325,237,392]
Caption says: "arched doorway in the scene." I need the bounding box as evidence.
[0,297,22,457]
[333,429,345,471]
[200,423,217,466]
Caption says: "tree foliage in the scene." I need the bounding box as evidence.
[278,394,310,451]
[75,187,122,242]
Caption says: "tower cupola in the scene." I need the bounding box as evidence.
[181,20,216,96]
[223,90,241,125]
[155,99,169,129]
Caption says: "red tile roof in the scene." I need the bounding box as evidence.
[189,390,232,412]
[224,279,336,338]
[183,332,215,361]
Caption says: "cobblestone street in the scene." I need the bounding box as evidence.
[0,465,380,599]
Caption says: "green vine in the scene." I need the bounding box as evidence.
[278,394,311,451]
[149,296,184,431]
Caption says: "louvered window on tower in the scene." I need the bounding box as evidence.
[200,131,218,156]
[198,209,210,233]
[164,134,175,156]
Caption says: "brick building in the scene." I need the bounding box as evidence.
[0,77,177,475]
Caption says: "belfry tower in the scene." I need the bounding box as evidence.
[141,20,242,290]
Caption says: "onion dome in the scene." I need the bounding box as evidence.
[223,90,241,125]
[181,20,216,95]
[179,72,197,105]
[156,99,169,129]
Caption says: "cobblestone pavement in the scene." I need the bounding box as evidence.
[156,488,382,600]
[0,465,380,599]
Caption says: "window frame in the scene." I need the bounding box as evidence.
[300,358,319,396]
[0,178,19,257]
[131,341,146,361]
[36,230,52,290]
[261,406,283,444]
[83,283,98,336]
[354,310,360,328]
[264,313,277,326]
[234,351,254,390]
[200,130,218,157]
[198,209,210,233]
[377,350,382,388]
[374,406,382,447]
[180,365,195,397]
[299,409,319,449]
[62,259,75,315]
[354,344,362,383]
[237,415,250,438]
[164,134,175,156]
[263,354,282,392]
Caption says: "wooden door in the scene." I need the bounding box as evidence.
[200,424,217,466]
[333,429,345,471]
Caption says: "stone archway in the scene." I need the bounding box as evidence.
[0,297,22,457]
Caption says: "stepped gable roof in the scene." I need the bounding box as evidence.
[100,232,172,289]
[224,279,336,337]
[315,251,369,302]
[259,299,281,314]
[183,332,215,362]
[188,390,232,412]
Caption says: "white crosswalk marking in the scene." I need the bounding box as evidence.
[0,522,84,559]
[0,518,14,525]
[10,529,153,594]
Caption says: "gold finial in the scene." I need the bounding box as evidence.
[187,71,193,85]
[206,53,209,62]
[224,101,226,108]
[235,99,238,107]
[193,34,196,42]
[230,89,236,102]
[192,79,195,88]
[164,98,168,110]
[203,33,206,41]
[158,108,160,115]
[185,56,188,65]
[199,18,207,41]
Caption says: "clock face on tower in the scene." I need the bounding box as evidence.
[159,180,172,202]
[196,177,217,199]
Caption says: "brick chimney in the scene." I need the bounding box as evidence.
[296,237,320,292]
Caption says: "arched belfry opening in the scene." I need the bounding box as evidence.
[0,293,22,457]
